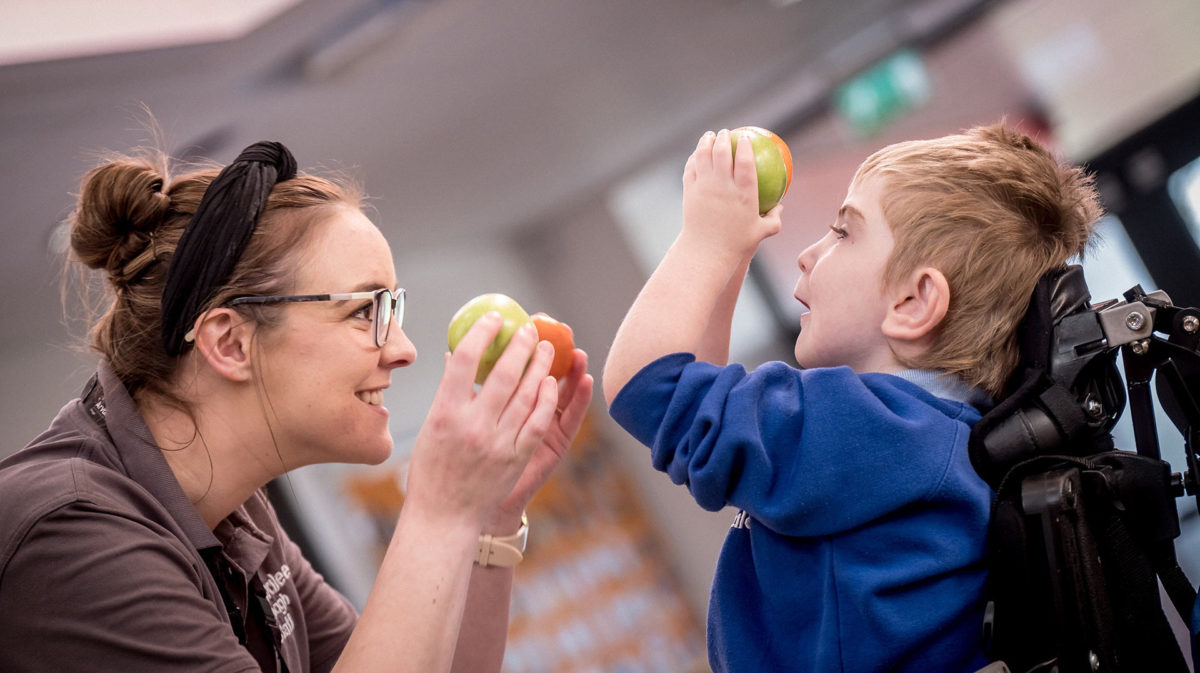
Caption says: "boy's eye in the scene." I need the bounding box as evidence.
[830,225,848,239]
[351,301,374,321]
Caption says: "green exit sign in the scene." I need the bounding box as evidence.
[835,49,932,136]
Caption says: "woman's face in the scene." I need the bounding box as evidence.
[255,204,416,468]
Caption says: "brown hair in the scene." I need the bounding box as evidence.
[67,150,363,405]
[856,123,1103,397]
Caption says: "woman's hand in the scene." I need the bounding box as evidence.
[404,312,559,529]
[492,348,593,527]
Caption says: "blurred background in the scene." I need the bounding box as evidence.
[2,0,1199,670]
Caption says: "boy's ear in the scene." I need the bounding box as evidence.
[190,308,256,382]
[882,267,950,345]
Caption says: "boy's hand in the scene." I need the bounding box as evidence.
[681,129,783,264]
[601,129,783,405]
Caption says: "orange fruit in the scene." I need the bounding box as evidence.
[531,313,575,379]
[765,129,793,189]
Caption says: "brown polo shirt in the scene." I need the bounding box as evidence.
[0,361,357,672]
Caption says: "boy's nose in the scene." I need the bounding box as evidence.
[797,240,820,274]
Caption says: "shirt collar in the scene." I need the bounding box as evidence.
[96,360,221,552]
[893,368,993,410]
[214,502,273,576]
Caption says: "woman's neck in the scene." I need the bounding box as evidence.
[140,390,281,529]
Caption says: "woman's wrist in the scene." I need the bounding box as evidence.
[475,511,528,568]
[400,490,489,537]
[482,504,527,536]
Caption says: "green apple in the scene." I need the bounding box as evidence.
[730,126,793,214]
[447,293,532,384]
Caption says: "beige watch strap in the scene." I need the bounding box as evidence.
[475,512,528,567]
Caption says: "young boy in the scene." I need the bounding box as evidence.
[602,124,1101,673]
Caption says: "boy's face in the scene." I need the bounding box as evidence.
[792,172,899,373]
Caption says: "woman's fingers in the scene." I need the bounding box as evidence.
[512,376,559,461]
[555,349,593,434]
[439,312,504,399]
[493,350,593,515]
[493,339,554,436]
[471,323,560,456]
[412,317,583,523]
[473,322,538,408]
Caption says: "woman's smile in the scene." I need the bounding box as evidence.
[355,388,386,407]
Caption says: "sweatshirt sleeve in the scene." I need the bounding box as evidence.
[608,353,972,537]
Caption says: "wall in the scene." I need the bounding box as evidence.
[513,188,736,620]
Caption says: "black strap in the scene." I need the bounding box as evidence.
[1092,493,1190,671]
[201,549,249,646]
[202,549,289,673]
[251,577,291,673]
[1161,562,1197,628]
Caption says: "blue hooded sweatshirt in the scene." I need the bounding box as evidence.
[609,353,993,673]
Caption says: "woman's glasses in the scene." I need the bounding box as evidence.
[230,287,406,348]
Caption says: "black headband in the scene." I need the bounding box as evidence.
[160,141,298,355]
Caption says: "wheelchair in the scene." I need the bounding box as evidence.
[970,265,1200,672]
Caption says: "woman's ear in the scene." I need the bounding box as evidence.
[190,308,256,382]
[882,267,950,345]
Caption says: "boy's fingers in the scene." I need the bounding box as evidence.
[683,151,698,184]
[694,131,717,174]
[711,129,733,173]
[734,129,757,183]
[762,201,783,233]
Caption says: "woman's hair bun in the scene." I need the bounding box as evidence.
[69,157,171,282]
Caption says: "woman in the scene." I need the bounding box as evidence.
[0,141,593,672]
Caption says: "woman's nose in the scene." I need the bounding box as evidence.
[382,328,417,369]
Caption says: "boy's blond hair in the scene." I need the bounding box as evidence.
[856,123,1103,397]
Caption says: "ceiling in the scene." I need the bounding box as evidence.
[0,0,304,65]
[0,0,988,349]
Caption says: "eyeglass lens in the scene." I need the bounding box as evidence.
[375,289,404,347]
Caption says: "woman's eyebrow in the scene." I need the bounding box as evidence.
[348,281,390,293]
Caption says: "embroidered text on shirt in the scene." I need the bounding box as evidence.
[731,510,752,530]
[262,564,295,640]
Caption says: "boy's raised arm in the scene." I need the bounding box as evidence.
[602,130,781,404]
[695,256,753,367]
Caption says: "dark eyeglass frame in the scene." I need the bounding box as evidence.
[227,287,406,348]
